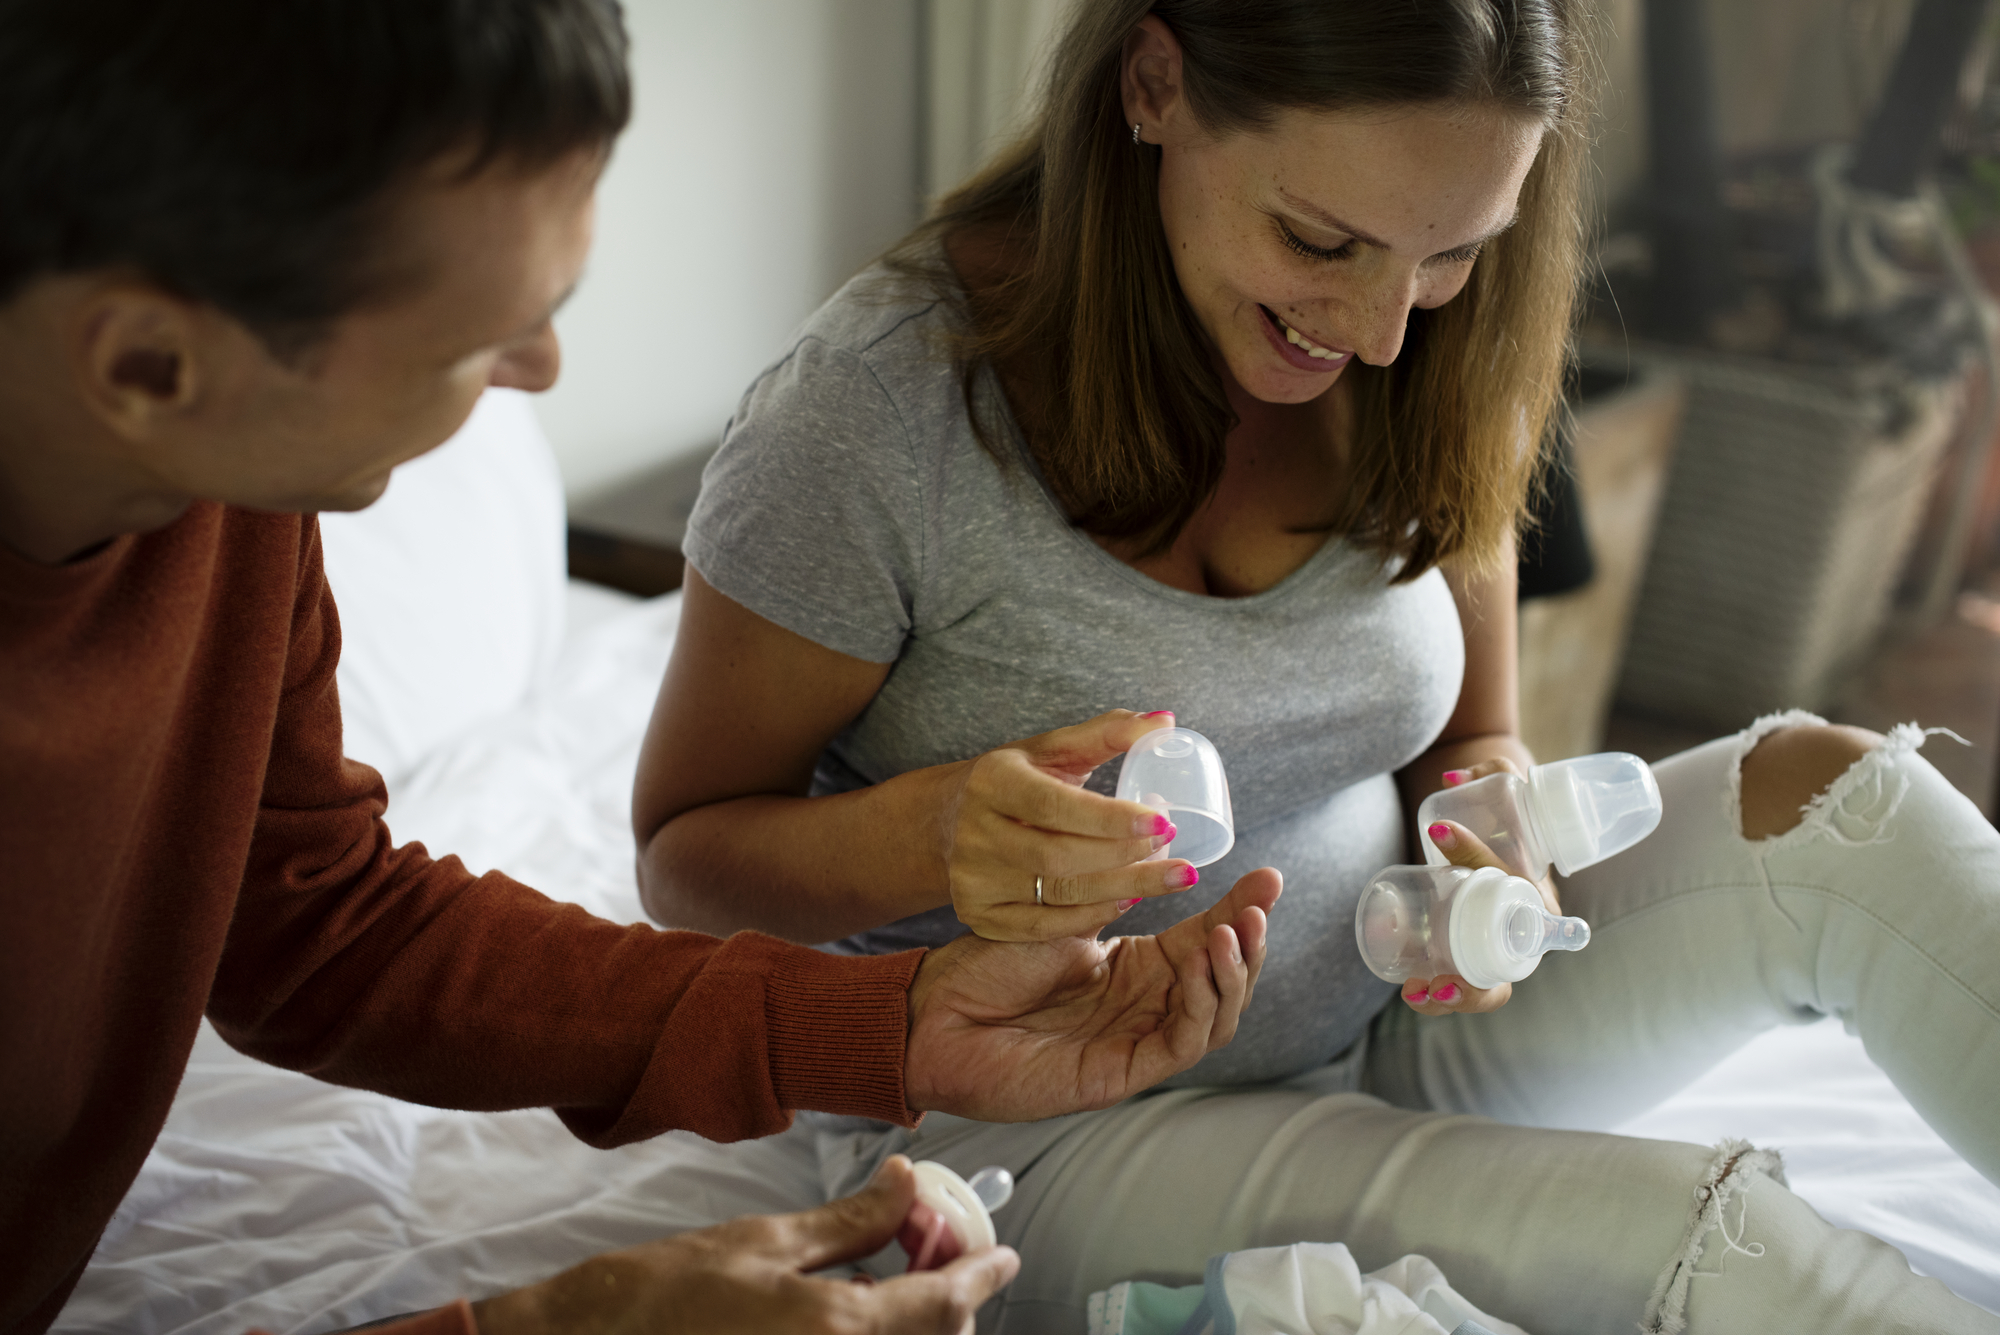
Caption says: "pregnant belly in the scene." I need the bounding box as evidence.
[1133,772,1407,1089]
[822,770,1409,1089]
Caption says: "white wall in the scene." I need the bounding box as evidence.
[922,0,1077,196]
[535,0,921,501]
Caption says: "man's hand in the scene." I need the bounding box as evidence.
[469,1156,1016,1335]
[903,868,1281,1121]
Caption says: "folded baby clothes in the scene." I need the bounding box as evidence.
[1085,1243,1530,1335]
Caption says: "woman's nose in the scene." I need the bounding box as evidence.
[490,322,562,393]
[1347,274,1416,368]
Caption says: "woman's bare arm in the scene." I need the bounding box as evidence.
[1393,533,1576,1016]
[1393,535,1534,834]
[634,568,1190,943]
[633,568,934,939]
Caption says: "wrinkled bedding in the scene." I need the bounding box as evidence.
[55,584,2000,1332]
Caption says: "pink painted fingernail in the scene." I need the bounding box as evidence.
[1442,769,1471,787]
[1119,897,1142,912]
[1166,865,1199,889]
[1141,710,1175,718]
[1405,987,1431,1004]
[1137,812,1176,839]
[1433,983,1460,1004]
[1427,822,1454,847]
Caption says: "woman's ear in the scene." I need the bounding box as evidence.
[1121,14,1188,147]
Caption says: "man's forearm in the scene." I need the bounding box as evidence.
[216,856,926,1144]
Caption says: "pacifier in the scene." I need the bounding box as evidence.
[898,1162,1014,1271]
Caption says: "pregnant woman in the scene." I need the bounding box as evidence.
[631,2,2000,1330]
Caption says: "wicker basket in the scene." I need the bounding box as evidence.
[1613,348,1965,732]
[1517,365,1686,760]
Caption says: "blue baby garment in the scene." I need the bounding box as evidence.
[1085,1243,1527,1335]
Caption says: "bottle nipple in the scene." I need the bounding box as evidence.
[1506,902,1591,960]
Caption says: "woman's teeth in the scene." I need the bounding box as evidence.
[1274,312,1344,360]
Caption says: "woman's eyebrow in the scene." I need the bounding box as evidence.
[1277,188,1390,248]
[1275,187,1518,254]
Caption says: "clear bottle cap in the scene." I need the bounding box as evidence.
[1114,726,1235,867]
[1527,752,1663,877]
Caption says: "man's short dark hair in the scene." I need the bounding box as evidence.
[0,0,630,354]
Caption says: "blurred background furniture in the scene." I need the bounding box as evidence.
[1609,0,1990,729]
[1582,0,2000,820]
[1614,350,1964,730]
[1517,363,1686,760]
[566,449,707,597]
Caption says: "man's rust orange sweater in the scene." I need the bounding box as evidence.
[0,503,923,1334]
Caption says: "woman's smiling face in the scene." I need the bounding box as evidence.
[1125,20,1544,405]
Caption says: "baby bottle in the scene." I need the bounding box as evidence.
[1355,864,1591,989]
[1417,752,1662,880]
[899,1162,1013,1271]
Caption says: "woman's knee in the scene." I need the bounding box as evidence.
[1679,1173,1996,1334]
[1738,723,1886,840]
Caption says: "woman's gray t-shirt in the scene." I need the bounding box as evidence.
[682,267,1465,1087]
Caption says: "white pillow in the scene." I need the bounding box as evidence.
[319,388,568,783]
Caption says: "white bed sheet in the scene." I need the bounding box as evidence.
[57,584,2000,1332]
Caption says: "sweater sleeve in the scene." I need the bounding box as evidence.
[251,1301,477,1335]
[205,517,922,1144]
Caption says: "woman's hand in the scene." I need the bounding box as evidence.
[635,575,1205,943]
[1401,757,1561,1018]
[904,868,1280,1120]
[939,709,1201,941]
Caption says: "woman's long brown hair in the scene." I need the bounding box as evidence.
[887,0,1594,579]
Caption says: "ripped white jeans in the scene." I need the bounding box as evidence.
[824,717,2000,1334]
[1366,711,2000,1176]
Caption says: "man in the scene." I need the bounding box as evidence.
[0,2,1281,1332]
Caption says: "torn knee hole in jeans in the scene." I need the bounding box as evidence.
[1726,713,1966,931]
[1725,712,1964,850]
[1641,1139,1787,1335]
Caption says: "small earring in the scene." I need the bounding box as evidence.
[1132,122,1142,145]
